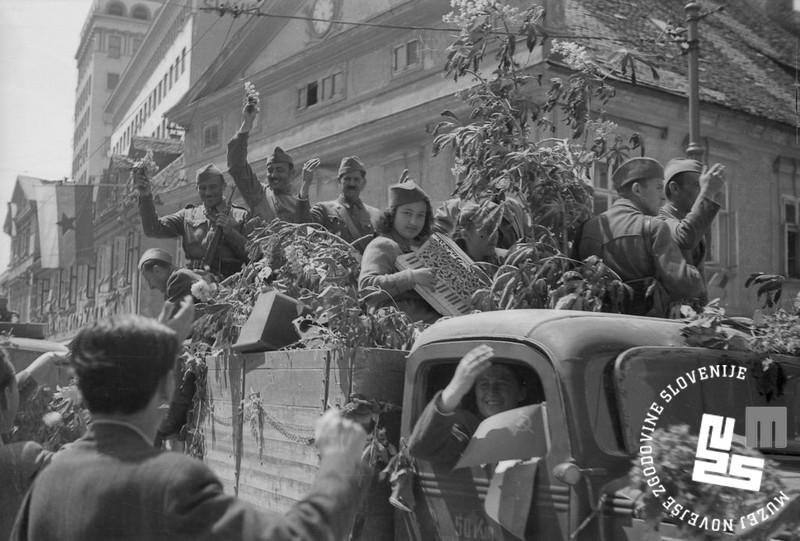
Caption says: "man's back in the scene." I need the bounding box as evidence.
[576,198,704,315]
[14,422,358,541]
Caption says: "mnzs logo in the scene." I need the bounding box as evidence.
[692,414,764,492]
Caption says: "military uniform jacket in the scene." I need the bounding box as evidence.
[658,198,720,271]
[575,198,705,314]
[12,422,361,541]
[227,133,310,223]
[310,195,380,245]
[407,391,480,470]
[138,195,249,277]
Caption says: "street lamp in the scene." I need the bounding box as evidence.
[685,2,704,161]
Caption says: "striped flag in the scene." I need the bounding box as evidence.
[35,181,94,269]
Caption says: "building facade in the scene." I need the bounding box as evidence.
[72,0,162,186]
[164,0,799,317]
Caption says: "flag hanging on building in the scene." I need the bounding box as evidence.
[35,181,94,269]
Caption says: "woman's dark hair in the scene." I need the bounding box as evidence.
[69,314,179,415]
[376,200,433,242]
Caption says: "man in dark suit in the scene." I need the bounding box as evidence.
[12,301,366,541]
[310,156,381,250]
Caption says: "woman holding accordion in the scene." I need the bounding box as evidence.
[358,175,440,324]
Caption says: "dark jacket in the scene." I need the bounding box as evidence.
[658,197,720,271]
[0,442,52,541]
[310,195,380,248]
[12,421,360,541]
[407,391,480,470]
[227,133,310,224]
[358,233,440,324]
[576,198,705,316]
[138,196,249,278]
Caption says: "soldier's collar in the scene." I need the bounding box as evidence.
[337,194,364,209]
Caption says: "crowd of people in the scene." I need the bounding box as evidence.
[133,104,726,324]
[0,101,729,540]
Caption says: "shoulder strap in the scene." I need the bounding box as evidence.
[334,203,363,240]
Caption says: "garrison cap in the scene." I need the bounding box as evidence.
[388,179,430,208]
[196,163,225,184]
[611,157,664,191]
[266,147,293,168]
[338,156,366,177]
[138,248,173,271]
[664,158,702,185]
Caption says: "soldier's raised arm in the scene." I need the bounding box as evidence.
[227,105,269,217]
[135,168,186,238]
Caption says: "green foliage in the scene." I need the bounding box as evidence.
[10,382,89,452]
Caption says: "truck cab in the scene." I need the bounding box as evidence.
[400,310,800,540]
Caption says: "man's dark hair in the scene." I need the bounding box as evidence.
[69,315,179,415]
[0,350,14,410]
[376,200,433,241]
[665,171,697,199]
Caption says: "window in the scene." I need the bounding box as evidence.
[107,72,119,90]
[181,47,187,73]
[169,66,174,88]
[108,34,122,58]
[203,122,220,149]
[163,74,168,95]
[69,266,78,306]
[125,231,137,285]
[86,264,96,299]
[131,4,150,20]
[297,71,344,110]
[589,161,617,215]
[784,197,800,278]
[107,1,125,16]
[175,56,181,79]
[393,39,421,73]
[39,278,50,313]
[132,37,142,54]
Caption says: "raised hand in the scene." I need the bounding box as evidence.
[699,163,726,200]
[314,408,368,460]
[131,168,151,195]
[440,344,495,412]
[240,104,259,134]
[300,158,321,197]
[158,295,195,343]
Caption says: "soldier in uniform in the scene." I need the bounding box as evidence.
[575,157,705,317]
[137,248,202,450]
[658,159,726,301]
[135,164,249,279]
[227,104,318,223]
[310,156,380,250]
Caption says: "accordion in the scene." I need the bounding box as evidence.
[395,233,491,317]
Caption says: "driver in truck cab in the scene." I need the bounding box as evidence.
[407,344,535,468]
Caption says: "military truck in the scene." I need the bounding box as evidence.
[206,309,800,540]
[401,310,800,540]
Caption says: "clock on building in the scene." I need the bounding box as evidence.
[310,0,337,37]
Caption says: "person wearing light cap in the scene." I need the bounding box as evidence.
[135,164,250,278]
[137,248,203,449]
[358,173,440,324]
[309,156,381,250]
[658,159,726,295]
[228,104,318,223]
[575,157,705,317]
[137,248,202,304]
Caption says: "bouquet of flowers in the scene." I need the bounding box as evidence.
[244,81,260,113]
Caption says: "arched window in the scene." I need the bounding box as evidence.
[131,4,150,20]
[106,1,125,16]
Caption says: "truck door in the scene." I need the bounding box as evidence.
[401,340,571,541]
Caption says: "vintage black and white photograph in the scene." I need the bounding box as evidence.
[0,0,799,539]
